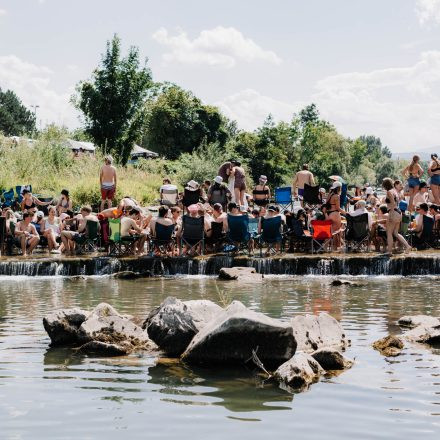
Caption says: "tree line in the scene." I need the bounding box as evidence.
[1,34,399,187]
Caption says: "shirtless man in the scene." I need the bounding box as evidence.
[120,207,148,256]
[61,206,100,254]
[292,164,315,199]
[15,212,40,256]
[100,155,117,211]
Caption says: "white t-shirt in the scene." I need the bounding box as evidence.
[351,208,373,229]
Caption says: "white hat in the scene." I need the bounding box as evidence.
[365,187,373,195]
[259,175,267,182]
[355,200,366,208]
[330,181,342,190]
[319,188,326,193]
[185,180,199,191]
[214,176,223,184]
[37,211,44,217]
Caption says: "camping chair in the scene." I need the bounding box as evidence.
[274,187,293,211]
[180,215,204,256]
[433,219,440,249]
[285,217,311,253]
[160,188,179,207]
[205,221,226,253]
[345,213,370,252]
[150,223,175,256]
[225,214,251,255]
[108,218,137,256]
[310,220,333,253]
[75,220,100,254]
[410,216,435,250]
[182,189,202,211]
[15,185,32,203]
[259,216,283,256]
[400,212,411,238]
[303,184,321,209]
[1,189,15,208]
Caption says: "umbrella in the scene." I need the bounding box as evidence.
[329,175,346,184]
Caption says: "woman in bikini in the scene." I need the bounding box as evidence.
[55,189,72,216]
[20,190,52,212]
[326,181,345,250]
[402,155,423,212]
[252,175,271,207]
[231,161,246,207]
[382,178,412,254]
[428,153,440,204]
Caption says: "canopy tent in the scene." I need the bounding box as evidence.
[130,144,159,159]
[65,139,96,153]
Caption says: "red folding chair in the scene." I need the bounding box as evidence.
[311,220,333,253]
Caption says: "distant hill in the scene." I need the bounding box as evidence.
[392,148,439,161]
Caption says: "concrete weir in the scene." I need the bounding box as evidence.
[0,252,440,276]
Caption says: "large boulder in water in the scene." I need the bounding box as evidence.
[218,267,263,282]
[372,335,404,356]
[77,340,132,356]
[143,297,222,356]
[398,315,440,329]
[181,301,296,368]
[275,353,324,391]
[291,313,347,353]
[43,308,89,346]
[402,325,440,345]
[78,303,155,353]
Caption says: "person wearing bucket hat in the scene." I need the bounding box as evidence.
[428,153,440,204]
[252,175,271,207]
[207,176,231,210]
[327,180,344,250]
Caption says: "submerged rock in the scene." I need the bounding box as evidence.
[372,335,404,356]
[275,353,324,391]
[143,297,222,356]
[398,315,440,329]
[330,279,360,287]
[311,348,353,370]
[111,270,152,279]
[181,301,296,367]
[43,308,89,346]
[218,267,263,282]
[77,340,131,356]
[291,313,347,353]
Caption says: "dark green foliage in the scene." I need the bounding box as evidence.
[73,34,153,165]
[143,85,229,160]
[0,88,35,136]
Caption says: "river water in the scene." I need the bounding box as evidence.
[0,275,439,439]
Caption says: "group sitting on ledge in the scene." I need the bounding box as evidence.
[1,154,440,257]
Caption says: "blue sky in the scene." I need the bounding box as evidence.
[1,0,440,151]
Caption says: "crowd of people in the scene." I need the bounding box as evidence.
[1,154,440,257]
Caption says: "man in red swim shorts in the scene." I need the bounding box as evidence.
[99,155,117,211]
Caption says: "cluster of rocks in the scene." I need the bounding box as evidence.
[373,314,440,356]
[43,295,353,393]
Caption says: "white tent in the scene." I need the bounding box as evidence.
[65,139,96,152]
[131,144,159,158]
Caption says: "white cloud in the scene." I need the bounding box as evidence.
[0,55,78,128]
[216,89,299,131]
[312,51,440,149]
[0,8,7,16]
[416,0,440,25]
[152,26,282,68]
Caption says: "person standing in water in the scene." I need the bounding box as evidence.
[100,155,117,212]
[402,155,423,212]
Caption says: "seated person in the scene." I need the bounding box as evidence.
[55,189,73,216]
[159,178,178,206]
[21,189,53,211]
[14,212,40,256]
[412,182,428,208]
[118,196,139,212]
[120,207,148,256]
[350,200,373,229]
[40,206,61,253]
[207,176,231,209]
[149,205,174,237]
[60,206,100,254]
[212,203,228,232]
[32,210,45,235]
[410,202,433,249]
[371,205,388,252]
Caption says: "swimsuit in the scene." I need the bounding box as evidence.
[234,168,246,191]
[101,182,115,200]
[407,176,420,188]
[253,187,269,206]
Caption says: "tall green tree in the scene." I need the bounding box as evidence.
[143,85,229,159]
[0,88,35,136]
[73,34,153,164]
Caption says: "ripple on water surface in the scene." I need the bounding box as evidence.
[0,276,440,439]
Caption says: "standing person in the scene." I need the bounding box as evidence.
[292,164,315,200]
[252,175,271,207]
[402,155,423,212]
[218,161,233,182]
[326,181,345,250]
[20,190,52,212]
[382,178,412,254]
[231,160,246,207]
[100,155,117,211]
[428,153,440,204]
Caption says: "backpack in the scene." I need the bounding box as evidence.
[210,184,228,204]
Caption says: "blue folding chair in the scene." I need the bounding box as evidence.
[274,187,293,211]
[259,216,283,256]
[226,214,251,254]
[150,223,175,256]
[1,189,15,208]
[340,183,348,210]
